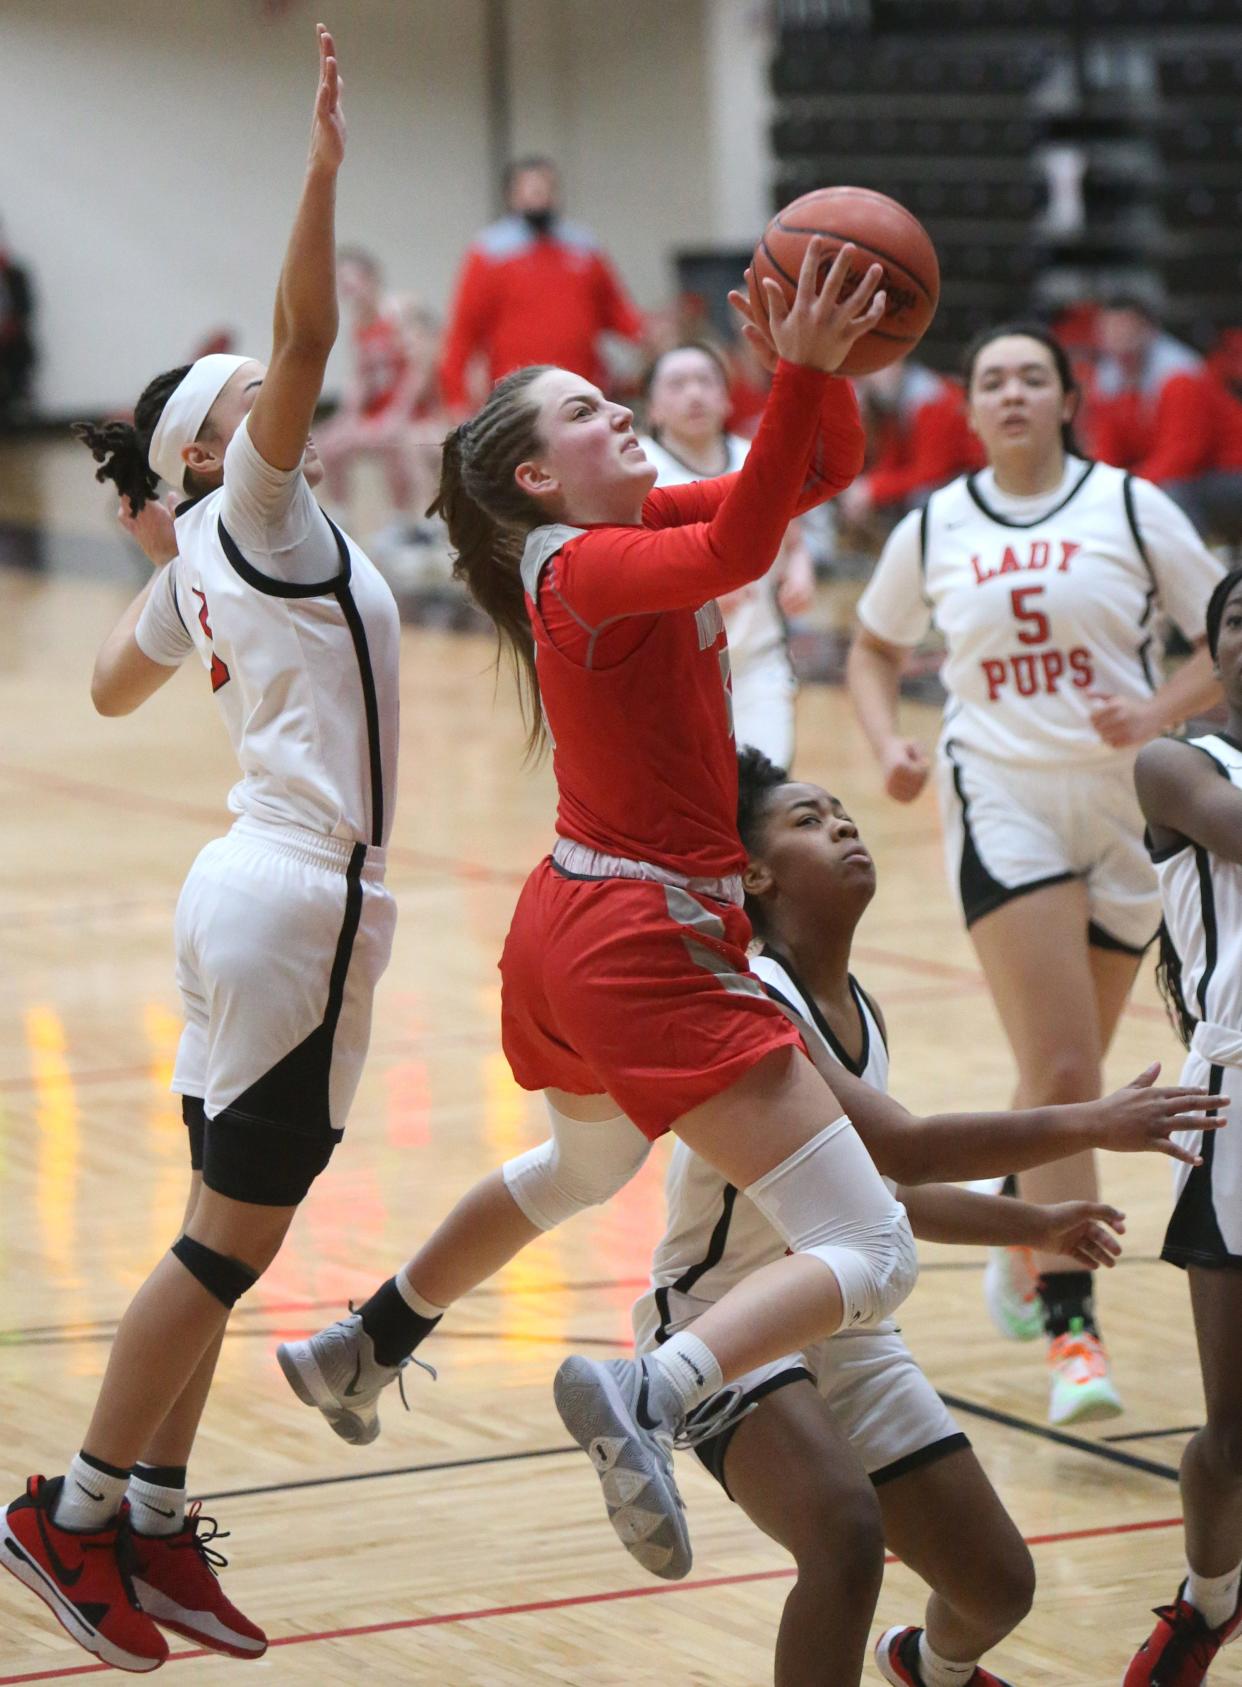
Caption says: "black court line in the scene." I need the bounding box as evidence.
[939,1392,1180,1482]
[1103,1424,1200,1444]
[198,1444,580,1504]
[2,1326,623,1352]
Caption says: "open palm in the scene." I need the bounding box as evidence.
[309,23,346,172]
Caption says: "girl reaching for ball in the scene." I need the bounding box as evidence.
[847,321,1224,1426]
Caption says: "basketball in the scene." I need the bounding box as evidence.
[749,186,940,376]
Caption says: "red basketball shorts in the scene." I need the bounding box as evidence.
[499,857,806,1140]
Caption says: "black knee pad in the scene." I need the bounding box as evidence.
[171,1234,258,1308]
[182,1096,206,1172]
[202,1108,339,1207]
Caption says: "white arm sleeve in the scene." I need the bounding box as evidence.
[219,417,342,585]
[855,509,933,647]
[1131,476,1226,639]
[134,564,194,667]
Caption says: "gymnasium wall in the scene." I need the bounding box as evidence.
[6,0,773,417]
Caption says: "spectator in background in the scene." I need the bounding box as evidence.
[439,156,644,417]
[0,220,35,421]
[315,248,436,548]
[1090,297,1242,538]
[835,358,982,542]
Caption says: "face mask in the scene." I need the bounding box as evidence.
[522,207,555,236]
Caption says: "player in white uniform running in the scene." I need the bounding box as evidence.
[848,321,1223,1426]
[638,342,814,767]
[0,30,400,1674]
[634,747,1132,1687]
[1126,566,1242,1682]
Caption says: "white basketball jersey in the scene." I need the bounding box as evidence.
[633,951,891,1352]
[1154,733,1242,1037]
[920,461,1173,767]
[639,433,786,667]
[168,494,400,846]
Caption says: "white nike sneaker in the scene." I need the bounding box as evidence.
[983,1246,1044,1342]
[553,1354,693,1581]
[276,1312,432,1445]
[1047,1320,1123,1426]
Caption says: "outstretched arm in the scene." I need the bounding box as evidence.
[900,1183,1125,1269]
[245,23,346,474]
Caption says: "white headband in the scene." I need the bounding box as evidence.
[148,354,250,492]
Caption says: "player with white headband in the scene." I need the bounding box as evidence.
[0,26,400,1672]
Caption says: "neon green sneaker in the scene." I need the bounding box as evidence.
[1048,1318,1123,1425]
[983,1246,1044,1342]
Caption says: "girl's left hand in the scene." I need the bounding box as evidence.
[777,543,816,616]
[117,494,178,567]
[1032,1200,1126,1268]
[1088,692,1161,748]
[727,271,778,374]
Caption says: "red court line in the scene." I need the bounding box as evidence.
[0,1515,1182,1682]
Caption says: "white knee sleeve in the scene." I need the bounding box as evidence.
[744,1117,919,1329]
[502,1099,652,1232]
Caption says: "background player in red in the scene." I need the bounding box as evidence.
[438,156,644,418]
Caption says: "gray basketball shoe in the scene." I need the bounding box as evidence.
[553,1354,695,1581]
[276,1312,433,1446]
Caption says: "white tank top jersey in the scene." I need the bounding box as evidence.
[135,419,400,847]
[857,457,1223,768]
[1153,732,1242,1040]
[638,433,788,667]
[633,950,893,1351]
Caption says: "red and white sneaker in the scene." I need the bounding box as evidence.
[131,1502,267,1659]
[876,1625,1014,1686]
[1124,1579,1242,1685]
[0,1475,168,1673]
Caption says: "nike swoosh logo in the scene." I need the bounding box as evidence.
[634,1363,659,1432]
[140,1504,176,1520]
[35,1510,85,1588]
[343,1354,365,1398]
[74,1481,105,1503]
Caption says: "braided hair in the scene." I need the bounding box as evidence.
[74,364,214,513]
[429,365,553,755]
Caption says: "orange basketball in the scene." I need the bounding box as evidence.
[750,187,940,376]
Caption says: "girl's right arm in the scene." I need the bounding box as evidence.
[554,243,882,623]
[846,510,932,800]
[1136,735,1242,866]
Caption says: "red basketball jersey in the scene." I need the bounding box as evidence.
[519,364,864,879]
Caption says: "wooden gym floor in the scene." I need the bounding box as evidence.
[0,437,1228,1684]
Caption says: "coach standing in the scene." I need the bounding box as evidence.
[439,156,644,417]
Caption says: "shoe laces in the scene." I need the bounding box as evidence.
[1048,1323,1107,1380]
[673,1384,756,1451]
[1148,1595,1216,1676]
[346,1299,438,1412]
[174,1502,230,1578]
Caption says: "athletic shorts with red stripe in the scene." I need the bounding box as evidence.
[500,857,806,1140]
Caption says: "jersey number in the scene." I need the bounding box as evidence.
[1010,584,1050,645]
[191,588,231,693]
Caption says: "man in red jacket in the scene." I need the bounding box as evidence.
[1090,297,1242,537]
[439,158,644,417]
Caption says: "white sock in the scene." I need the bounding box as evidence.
[54,1453,131,1532]
[1186,1560,1242,1630]
[127,1467,187,1537]
[395,1266,447,1320]
[918,1631,978,1687]
[648,1331,723,1415]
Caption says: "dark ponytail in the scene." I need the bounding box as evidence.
[962,320,1082,456]
[1154,921,1196,1050]
[74,363,214,513]
[428,364,552,756]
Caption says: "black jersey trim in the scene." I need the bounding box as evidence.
[334,580,385,846]
[943,740,1076,926]
[1087,918,1153,957]
[1161,1063,1238,1269]
[652,1184,740,1344]
[175,491,213,517]
[688,1365,816,1498]
[964,459,1096,530]
[1194,844,1219,1018]
[870,1430,972,1487]
[167,561,191,638]
[917,501,930,576]
[217,510,351,598]
[759,948,871,1077]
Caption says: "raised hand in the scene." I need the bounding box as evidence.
[1031,1200,1126,1269]
[762,240,887,375]
[1092,1062,1228,1165]
[309,22,346,175]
